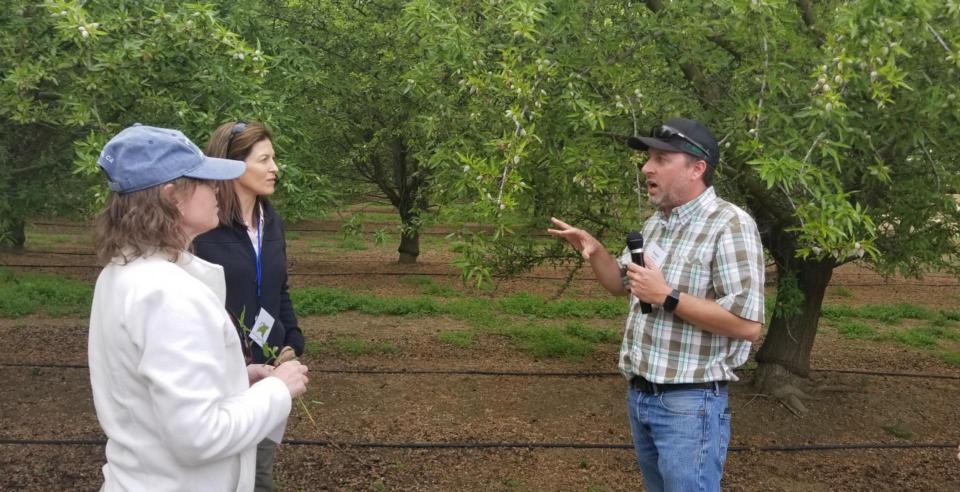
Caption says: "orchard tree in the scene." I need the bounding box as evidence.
[403,0,960,414]
[0,0,323,246]
[253,0,453,263]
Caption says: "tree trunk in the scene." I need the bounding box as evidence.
[0,216,26,251]
[397,226,420,264]
[752,257,835,414]
[755,259,834,376]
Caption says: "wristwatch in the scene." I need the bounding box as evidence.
[663,288,681,313]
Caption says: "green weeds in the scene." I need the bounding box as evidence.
[400,276,460,297]
[880,423,913,439]
[292,288,620,321]
[0,268,92,317]
[501,478,524,488]
[821,303,935,323]
[498,292,622,319]
[291,286,620,360]
[336,237,368,251]
[823,301,960,360]
[499,323,595,359]
[835,321,877,340]
[563,322,619,344]
[937,351,960,367]
[26,232,85,249]
[880,325,959,349]
[437,330,475,348]
[829,286,854,298]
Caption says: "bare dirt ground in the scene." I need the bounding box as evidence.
[0,220,958,491]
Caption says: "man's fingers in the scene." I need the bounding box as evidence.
[549,217,572,229]
[546,228,570,237]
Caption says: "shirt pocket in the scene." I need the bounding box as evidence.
[673,251,712,298]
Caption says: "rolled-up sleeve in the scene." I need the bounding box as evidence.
[712,214,765,323]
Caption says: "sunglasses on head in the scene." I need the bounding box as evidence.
[229,121,247,140]
[650,125,710,160]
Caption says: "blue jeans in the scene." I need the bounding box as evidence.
[626,383,731,492]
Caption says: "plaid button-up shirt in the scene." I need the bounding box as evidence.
[617,187,765,383]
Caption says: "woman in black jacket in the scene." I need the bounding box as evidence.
[193,121,304,492]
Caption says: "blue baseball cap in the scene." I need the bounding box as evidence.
[98,124,246,193]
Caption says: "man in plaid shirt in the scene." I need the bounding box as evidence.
[548,117,764,491]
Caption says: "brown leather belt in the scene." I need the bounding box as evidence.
[630,375,727,394]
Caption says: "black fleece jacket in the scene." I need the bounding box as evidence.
[193,201,304,363]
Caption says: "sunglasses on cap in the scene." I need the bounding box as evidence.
[650,125,711,161]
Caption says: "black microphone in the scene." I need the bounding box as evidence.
[626,232,653,314]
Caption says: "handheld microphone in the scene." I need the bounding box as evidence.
[626,232,653,314]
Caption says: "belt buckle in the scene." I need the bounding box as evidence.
[632,376,656,393]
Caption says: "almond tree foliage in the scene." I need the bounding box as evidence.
[0,0,329,248]
[247,0,444,264]
[2,0,958,414]
[399,0,960,413]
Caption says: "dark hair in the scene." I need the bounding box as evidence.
[94,178,200,264]
[702,161,716,188]
[684,153,716,188]
[204,121,274,227]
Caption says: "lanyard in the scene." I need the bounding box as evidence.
[253,204,263,299]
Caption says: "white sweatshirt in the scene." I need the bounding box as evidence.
[88,252,291,492]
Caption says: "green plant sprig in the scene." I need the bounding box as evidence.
[234,306,317,430]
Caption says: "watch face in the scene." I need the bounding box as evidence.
[664,289,680,312]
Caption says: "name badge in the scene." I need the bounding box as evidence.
[646,242,667,269]
[248,308,275,347]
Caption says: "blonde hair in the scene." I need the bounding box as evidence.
[94,178,200,264]
[205,121,274,227]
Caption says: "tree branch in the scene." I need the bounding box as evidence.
[795,0,825,46]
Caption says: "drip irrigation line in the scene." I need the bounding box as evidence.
[3,363,957,380]
[8,252,960,282]
[2,250,94,256]
[810,368,960,380]
[9,249,960,279]
[3,363,89,369]
[284,441,959,452]
[3,263,958,286]
[287,228,492,237]
[1,264,99,269]
[0,437,953,453]
[311,368,618,377]
[30,222,88,228]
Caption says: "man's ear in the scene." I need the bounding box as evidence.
[690,159,707,181]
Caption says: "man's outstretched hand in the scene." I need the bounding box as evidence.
[547,217,602,260]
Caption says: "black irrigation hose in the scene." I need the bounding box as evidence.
[0,437,953,452]
[4,263,960,286]
[3,363,957,380]
[3,250,95,256]
[286,441,959,452]
[10,252,960,283]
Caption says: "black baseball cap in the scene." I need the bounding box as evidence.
[627,117,720,168]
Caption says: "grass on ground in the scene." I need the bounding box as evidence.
[291,286,622,360]
[823,302,960,367]
[0,268,92,317]
[304,336,398,356]
[25,231,91,249]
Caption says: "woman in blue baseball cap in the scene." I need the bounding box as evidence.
[88,124,310,492]
[193,121,305,491]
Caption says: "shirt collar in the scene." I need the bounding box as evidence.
[176,252,227,305]
[657,186,717,225]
